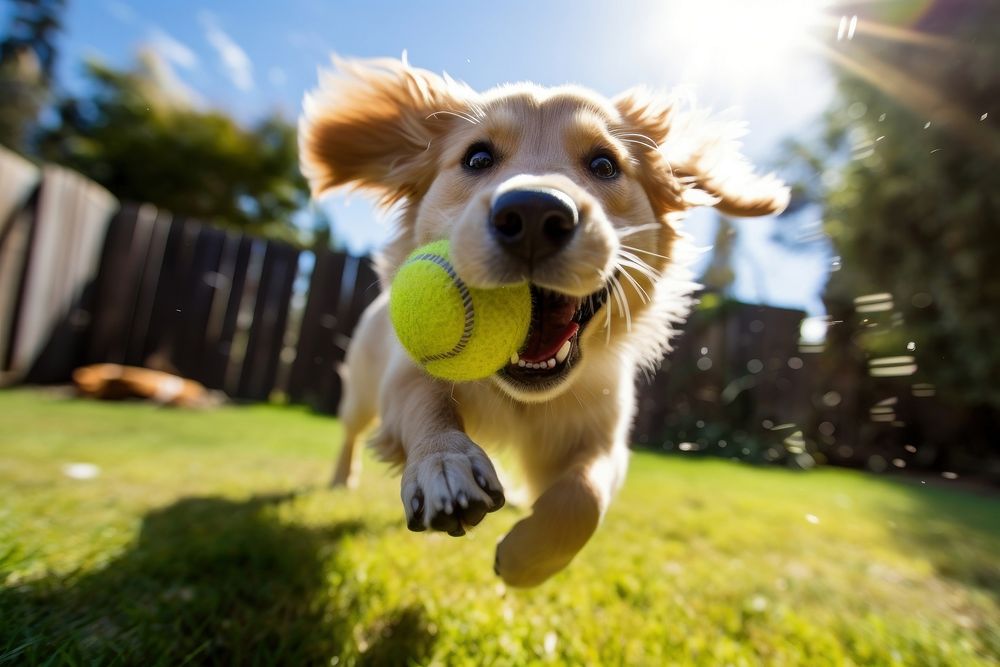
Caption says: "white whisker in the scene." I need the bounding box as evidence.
[611,131,660,150]
[616,223,661,239]
[617,250,663,280]
[604,284,613,344]
[426,110,480,125]
[615,263,651,304]
[617,256,658,281]
[618,136,660,151]
[609,275,632,333]
[620,243,673,262]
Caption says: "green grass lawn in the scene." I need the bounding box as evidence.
[1,388,998,666]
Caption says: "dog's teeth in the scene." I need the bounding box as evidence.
[547,358,556,368]
[517,360,526,367]
[510,352,520,365]
[556,340,572,363]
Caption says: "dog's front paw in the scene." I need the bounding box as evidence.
[401,432,504,536]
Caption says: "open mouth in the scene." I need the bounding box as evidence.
[499,283,610,388]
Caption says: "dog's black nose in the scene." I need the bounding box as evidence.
[490,188,579,264]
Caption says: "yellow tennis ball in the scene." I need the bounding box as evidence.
[389,240,531,382]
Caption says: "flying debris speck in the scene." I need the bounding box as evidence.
[822,391,842,407]
[63,462,100,480]
[543,632,558,656]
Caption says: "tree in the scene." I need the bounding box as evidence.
[37,52,312,240]
[0,0,65,152]
[819,0,1000,408]
[788,0,1000,474]
[701,217,736,296]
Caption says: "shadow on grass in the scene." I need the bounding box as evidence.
[871,478,1000,602]
[0,493,436,665]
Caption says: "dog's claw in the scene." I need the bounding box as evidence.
[407,490,426,532]
[430,508,462,534]
[462,499,489,527]
[472,467,505,510]
[401,436,506,536]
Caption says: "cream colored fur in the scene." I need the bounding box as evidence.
[301,57,787,587]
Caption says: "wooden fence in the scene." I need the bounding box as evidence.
[0,147,812,447]
[0,147,380,411]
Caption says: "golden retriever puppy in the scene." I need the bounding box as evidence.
[299,57,787,587]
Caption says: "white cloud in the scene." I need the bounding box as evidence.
[137,47,205,109]
[148,28,198,70]
[198,11,254,92]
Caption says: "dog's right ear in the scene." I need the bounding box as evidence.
[299,57,474,205]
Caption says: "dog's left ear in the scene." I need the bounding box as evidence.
[299,57,474,205]
[613,88,789,217]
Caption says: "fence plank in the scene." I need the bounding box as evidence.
[0,145,40,382]
[346,256,381,330]
[287,249,347,409]
[201,233,253,390]
[172,226,228,381]
[235,241,300,401]
[88,204,158,365]
[122,208,173,366]
[0,146,40,239]
[0,191,37,383]
[138,215,195,369]
[8,166,117,382]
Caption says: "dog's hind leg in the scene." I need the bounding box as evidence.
[331,422,368,488]
[330,298,388,488]
[330,355,380,488]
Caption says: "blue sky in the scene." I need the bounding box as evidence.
[33,0,840,316]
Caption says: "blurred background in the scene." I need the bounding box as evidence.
[1,1,998,664]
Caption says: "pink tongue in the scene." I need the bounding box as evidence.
[519,322,579,363]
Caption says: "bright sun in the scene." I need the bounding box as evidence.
[660,0,832,86]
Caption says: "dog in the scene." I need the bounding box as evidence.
[72,364,223,408]
[298,57,787,587]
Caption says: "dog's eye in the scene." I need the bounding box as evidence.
[463,144,494,171]
[589,155,619,180]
